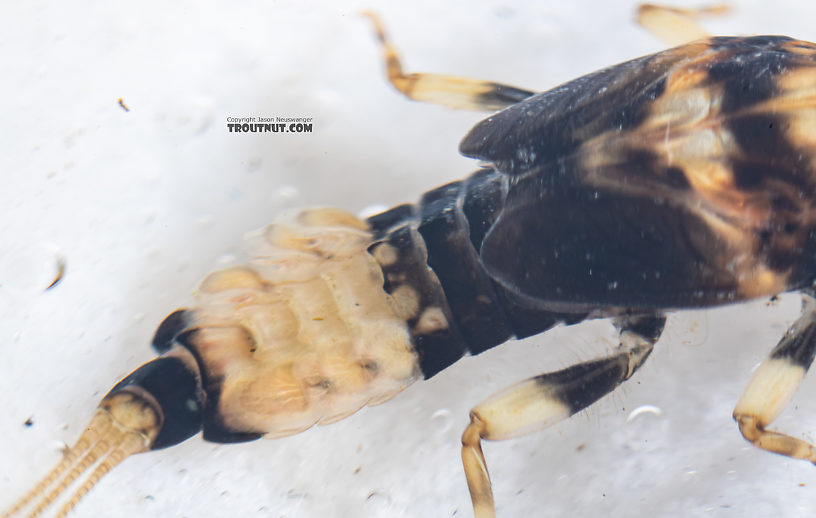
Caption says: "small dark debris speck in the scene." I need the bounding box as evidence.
[24,417,34,427]
[45,257,66,290]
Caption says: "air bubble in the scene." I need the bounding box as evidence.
[626,404,663,423]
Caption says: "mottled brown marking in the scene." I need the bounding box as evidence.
[577,37,816,300]
[662,60,711,93]
[781,39,816,56]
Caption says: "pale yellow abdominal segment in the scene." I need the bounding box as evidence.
[191,208,420,438]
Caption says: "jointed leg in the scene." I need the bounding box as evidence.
[461,313,666,518]
[362,12,535,111]
[637,4,730,46]
[733,292,816,463]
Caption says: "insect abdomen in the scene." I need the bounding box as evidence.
[152,209,422,442]
[149,170,589,441]
[367,167,586,378]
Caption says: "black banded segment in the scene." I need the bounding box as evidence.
[769,297,816,369]
[152,309,192,354]
[151,309,191,353]
[769,321,816,369]
[535,314,663,414]
[368,225,468,378]
[417,181,513,354]
[461,313,663,517]
[106,356,205,450]
[201,399,264,444]
[366,167,596,373]
[367,203,415,239]
[535,355,629,414]
[618,313,667,345]
[175,329,264,443]
[476,83,536,109]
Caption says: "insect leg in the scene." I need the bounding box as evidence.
[636,3,729,46]
[361,12,535,111]
[461,314,666,518]
[733,292,816,463]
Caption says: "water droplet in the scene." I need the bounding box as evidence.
[626,404,662,423]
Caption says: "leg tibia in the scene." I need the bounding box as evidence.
[461,313,665,517]
[362,12,535,111]
[637,4,729,46]
[733,293,816,463]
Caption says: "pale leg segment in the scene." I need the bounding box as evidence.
[361,12,535,111]
[461,314,666,518]
[637,4,730,46]
[733,293,816,463]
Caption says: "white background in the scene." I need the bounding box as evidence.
[3,1,816,517]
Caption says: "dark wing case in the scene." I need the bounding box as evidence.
[462,36,816,310]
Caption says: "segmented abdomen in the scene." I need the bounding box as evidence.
[366,167,586,378]
[152,209,420,442]
[151,169,580,442]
